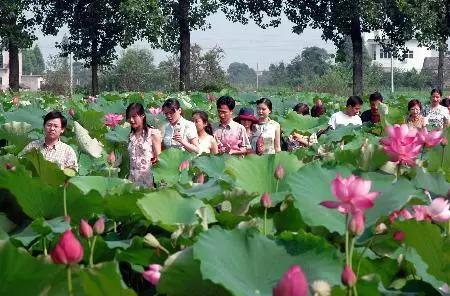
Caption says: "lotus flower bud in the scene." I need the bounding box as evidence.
[68,108,76,117]
[273,265,308,296]
[79,219,93,238]
[196,173,205,184]
[107,151,116,166]
[5,163,13,170]
[12,96,19,106]
[374,223,387,234]
[274,164,285,180]
[260,192,272,208]
[178,160,190,172]
[93,217,105,235]
[50,230,84,264]
[393,231,405,242]
[143,264,162,285]
[312,280,331,296]
[143,233,169,254]
[349,212,365,236]
[341,265,357,287]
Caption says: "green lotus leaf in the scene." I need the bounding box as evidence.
[105,125,130,144]
[137,189,206,231]
[153,149,193,186]
[193,155,233,183]
[3,106,46,130]
[413,167,450,197]
[23,149,67,186]
[279,111,328,135]
[69,176,135,197]
[193,228,342,296]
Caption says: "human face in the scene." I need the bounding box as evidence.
[127,112,145,131]
[44,118,64,141]
[370,100,380,113]
[163,107,182,125]
[192,114,206,133]
[240,119,252,129]
[217,104,233,124]
[346,104,361,116]
[431,92,441,106]
[409,105,421,117]
[257,103,271,120]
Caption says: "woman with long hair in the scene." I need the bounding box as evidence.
[192,110,218,154]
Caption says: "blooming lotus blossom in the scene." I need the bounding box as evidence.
[148,107,162,116]
[417,128,443,148]
[380,124,422,166]
[341,265,357,287]
[79,219,93,238]
[375,223,387,234]
[104,113,124,128]
[93,217,105,234]
[273,265,308,296]
[143,264,162,285]
[320,174,379,215]
[260,192,272,208]
[412,205,430,221]
[349,212,365,235]
[427,198,450,222]
[312,280,331,296]
[50,230,84,264]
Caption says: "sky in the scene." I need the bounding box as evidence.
[36,12,337,71]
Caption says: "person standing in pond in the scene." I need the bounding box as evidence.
[214,96,251,155]
[328,96,363,130]
[234,107,259,153]
[20,111,78,171]
[192,110,218,155]
[406,99,428,129]
[126,103,161,188]
[253,98,281,155]
[361,92,387,124]
[424,89,449,129]
[161,98,199,153]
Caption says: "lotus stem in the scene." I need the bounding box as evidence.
[263,208,268,235]
[67,266,73,296]
[275,180,279,193]
[89,236,97,268]
[43,237,48,256]
[63,182,68,217]
[345,215,350,265]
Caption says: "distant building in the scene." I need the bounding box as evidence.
[0,50,45,91]
[363,31,439,71]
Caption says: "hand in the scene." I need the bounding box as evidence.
[173,133,183,143]
[150,157,158,165]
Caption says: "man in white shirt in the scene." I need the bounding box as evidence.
[328,96,363,130]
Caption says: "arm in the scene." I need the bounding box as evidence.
[210,137,219,154]
[151,131,162,164]
[274,124,281,153]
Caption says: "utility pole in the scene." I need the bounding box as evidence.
[390,53,394,93]
[256,63,259,91]
[69,52,73,98]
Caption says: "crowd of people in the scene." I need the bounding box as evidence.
[20,88,450,188]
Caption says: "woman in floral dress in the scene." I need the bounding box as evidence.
[252,98,281,155]
[424,89,449,130]
[126,103,161,188]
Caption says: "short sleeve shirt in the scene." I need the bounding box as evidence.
[328,111,362,129]
[424,105,449,129]
[162,116,197,150]
[251,119,280,154]
[213,120,251,151]
[21,139,78,171]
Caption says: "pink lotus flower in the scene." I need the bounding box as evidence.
[393,231,405,242]
[380,124,422,166]
[399,209,413,220]
[87,96,97,103]
[341,265,357,287]
[349,212,365,235]
[149,107,162,116]
[79,219,93,238]
[196,174,205,184]
[178,160,190,172]
[50,230,84,264]
[93,217,105,234]
[412,205,430,221]
[260,192,272,208]
[104,113,124,128]
[143,264,162,285]
[273,265,309,296]
[274,165,285,180]
[427,198,450,222]
[320,174,379,215]
[417,129,443,148]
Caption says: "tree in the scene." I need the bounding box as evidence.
[153,0,220,91]
[38,0,161,95]
[0,0,37,91]
[40,54,70,95]
[227,62,256,87]
[286,46,332,85]
[22,45,45,75]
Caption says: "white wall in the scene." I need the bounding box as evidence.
[0,50,25,90]
[21,75,44,91]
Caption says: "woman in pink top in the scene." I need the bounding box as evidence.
[126,103,161,188]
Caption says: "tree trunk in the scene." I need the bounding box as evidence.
[438,45,445,90]
[8,43,20,92]
[91,63,98,96]
[350,16,363,97]
[178,0,190,91]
